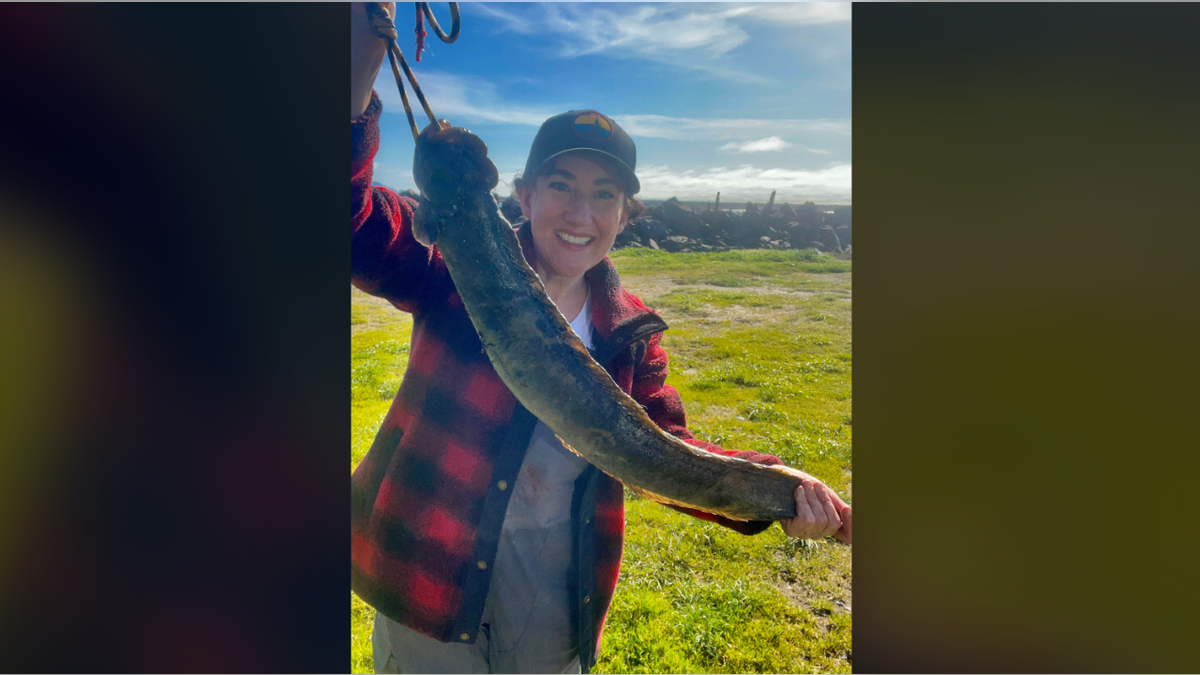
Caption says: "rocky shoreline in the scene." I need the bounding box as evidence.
[394,187,852,258]
[506,191,851,258]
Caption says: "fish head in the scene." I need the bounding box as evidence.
[413,122,500,206]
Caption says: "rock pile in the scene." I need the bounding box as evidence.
[619,196,852,255]
[407,189,851,257]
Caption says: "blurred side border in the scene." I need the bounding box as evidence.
[0,4,345,672]
[853,3,1200,672]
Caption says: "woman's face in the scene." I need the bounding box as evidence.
[520,153,629,284]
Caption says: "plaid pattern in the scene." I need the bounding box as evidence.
[351,92,782,668]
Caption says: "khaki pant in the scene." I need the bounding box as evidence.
[372,611,582,674]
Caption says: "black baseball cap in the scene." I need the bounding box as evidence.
[523,110,640,195]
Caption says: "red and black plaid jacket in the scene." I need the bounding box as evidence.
[350,93,783,672]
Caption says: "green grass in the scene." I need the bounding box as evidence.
[350,248,851,673]
[608,248,851,290]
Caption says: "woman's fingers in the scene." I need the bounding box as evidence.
[780,476,850,544]
[812,482,843,538]
[791,481,827,538]
[789,485,815,538]
[824,485,849,513]
[802,480,838,538]
[800,481,825,535]
[835,505,852,544]
[783,480,849,541]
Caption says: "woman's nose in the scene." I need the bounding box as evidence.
[563,194,590,225]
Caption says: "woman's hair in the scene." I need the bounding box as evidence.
[513,153,646,223]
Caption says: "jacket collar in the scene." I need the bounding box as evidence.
[514,221,668,363]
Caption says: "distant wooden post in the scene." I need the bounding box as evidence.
[715,192,721,211]
[766,190,776,213]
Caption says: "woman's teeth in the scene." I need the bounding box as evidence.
[557,231,593,245]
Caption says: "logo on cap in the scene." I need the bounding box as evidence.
[573,112,613,142]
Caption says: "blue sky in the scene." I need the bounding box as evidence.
[369,2,851,204]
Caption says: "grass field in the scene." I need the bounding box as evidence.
[351,248,852,673]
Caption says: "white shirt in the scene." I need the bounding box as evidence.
[482,291,594,663]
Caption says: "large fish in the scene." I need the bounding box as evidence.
[411,123,841,526]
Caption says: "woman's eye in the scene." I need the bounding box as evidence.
[549,181,571,192]
[595,190,615,200]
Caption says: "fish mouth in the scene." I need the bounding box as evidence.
[556,230,595,246]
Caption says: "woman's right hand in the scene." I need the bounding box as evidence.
[351,2,395,119]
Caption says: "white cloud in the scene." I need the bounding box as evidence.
[373,69,562,127]
[469,3,848,81]
[613,114,851,140]
[372,73,852,163]
[719,137,793,153]
[467,4,538,35]
[806,148,833,155]
[733,3,852,26]
[543,4,748,59]
[525,3,849,59]
[635,163,851,203]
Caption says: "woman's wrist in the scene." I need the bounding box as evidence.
[352,85,374,120]
[351,51,386,118]
[351,3,390,118]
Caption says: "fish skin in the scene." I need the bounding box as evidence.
[411,123,803,522]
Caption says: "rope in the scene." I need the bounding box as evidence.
[414,4,427,62]
[366,3,461,141]
[418,2,460,43]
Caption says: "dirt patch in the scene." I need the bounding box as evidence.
[808,273,852,286]
[776,579,853,632]
[655,304,805,331]
[775,548,853,617]
[351,286,411,337]
[620,275,817,302]
[687,403,740,421]
[771,537,852,628]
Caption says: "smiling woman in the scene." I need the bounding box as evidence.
[510,110,647,320]
[350,3,849,673]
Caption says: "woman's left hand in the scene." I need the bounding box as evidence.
[779,472,852,545]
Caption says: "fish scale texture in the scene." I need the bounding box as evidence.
[351,91,782,662]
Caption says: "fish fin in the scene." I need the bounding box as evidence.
[413,208,440,247]
[556,434,591,462]
[555,434,752,522]
[625,482,753,522]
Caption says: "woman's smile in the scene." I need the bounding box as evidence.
[521,153,630,291]
[555,230,595,247]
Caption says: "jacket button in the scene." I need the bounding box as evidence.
[497,480,507,491]
[460,633,470,641]
[583,596,591,604]
[477,560,487,570]
[584,518,591,525]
